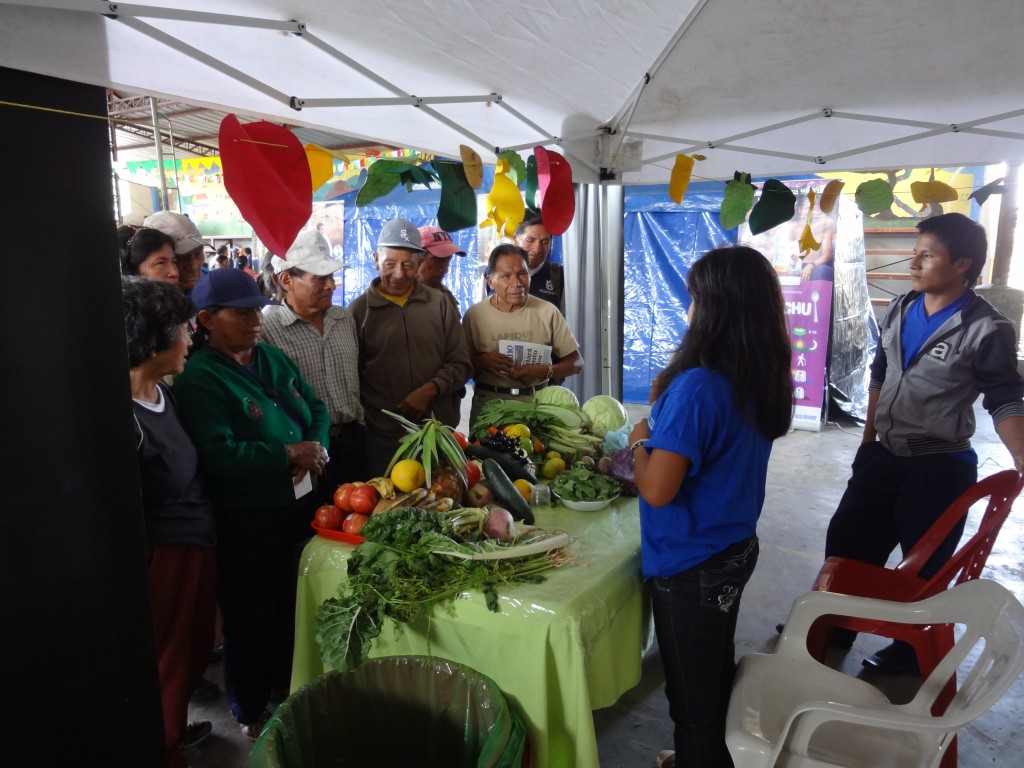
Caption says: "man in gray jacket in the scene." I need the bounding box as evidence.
[824,212,1024,674]
[348,219,473,476]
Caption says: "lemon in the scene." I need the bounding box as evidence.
[513,479,533,502]
[503,423,532,453]
[541,457,566,479]
[391,459,426,492]
[545,450,562,461]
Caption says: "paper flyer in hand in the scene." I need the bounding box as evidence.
[499,339,552,367]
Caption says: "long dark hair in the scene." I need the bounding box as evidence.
[658,246,792,439]
[118,227,175,276]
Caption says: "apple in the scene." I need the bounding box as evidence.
[465,483,494,507]
[315,505,343,530]
[342,512,368,535]
[349,485,380,515]
[334,483,357,512]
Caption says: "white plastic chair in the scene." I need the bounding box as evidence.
[725,580,1024,768]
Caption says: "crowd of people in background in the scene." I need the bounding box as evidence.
[118,207,1024,768]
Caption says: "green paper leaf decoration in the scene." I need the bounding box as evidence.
[498,150,527,186]
[435,161,477,232]
[398,164,436,189]
[720,171,755,230]
[354,159,407,206]
[854,178,895,216]
[969,178,1006,206]
[525,155,539,213]
[749,179,796,235]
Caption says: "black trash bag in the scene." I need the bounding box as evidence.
[250,656,527,768]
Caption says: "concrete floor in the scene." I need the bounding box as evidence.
[182,400,1024,767]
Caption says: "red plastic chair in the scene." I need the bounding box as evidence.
[806,469,1023,767]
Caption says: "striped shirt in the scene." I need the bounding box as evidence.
[259,303,364,426]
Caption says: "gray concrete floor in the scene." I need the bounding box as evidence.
[183,399,1024,767]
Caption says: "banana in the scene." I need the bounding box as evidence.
[421,497,454,513]
[413,491,437,508]
[366,477,395,498]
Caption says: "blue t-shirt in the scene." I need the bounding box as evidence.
[901,292,970,369]
[639,368,772,579]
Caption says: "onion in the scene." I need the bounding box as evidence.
[483,507,516,542]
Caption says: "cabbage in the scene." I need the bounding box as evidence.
[581,395,628,438]
[534,385,579,408]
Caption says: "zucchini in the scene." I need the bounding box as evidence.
[465,445,537,483]
[482,458,534,525]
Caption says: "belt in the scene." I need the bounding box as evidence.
[328,421,361,438]
[475,382,549,397]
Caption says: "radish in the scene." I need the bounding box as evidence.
[483,506,516,542]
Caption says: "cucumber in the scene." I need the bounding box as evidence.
[482,458,534,525]
[465,445,537,483]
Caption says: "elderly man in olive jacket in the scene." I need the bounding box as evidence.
[348,219,473,476]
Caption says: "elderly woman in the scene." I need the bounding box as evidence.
[122,276,215,767]
[173,269,330,740]
[118,226,180,283]
[463,244,583,427]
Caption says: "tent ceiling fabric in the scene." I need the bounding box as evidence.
[2,0,1023,183]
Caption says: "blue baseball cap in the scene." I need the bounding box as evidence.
[190,268,278,311]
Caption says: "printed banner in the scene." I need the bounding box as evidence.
[781,277,833,431]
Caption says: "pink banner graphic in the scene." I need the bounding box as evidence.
[781,277,833,430]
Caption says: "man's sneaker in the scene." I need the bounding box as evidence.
[240,710,272,742]
[180,720,212,749]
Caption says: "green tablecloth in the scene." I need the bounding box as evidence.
[291,497,652,768]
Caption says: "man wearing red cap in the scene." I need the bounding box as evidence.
[417,225,466,313]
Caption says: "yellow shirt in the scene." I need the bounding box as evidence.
[376,283,414,308]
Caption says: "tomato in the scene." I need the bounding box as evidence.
[532,437,545,454]
[486,426,499,436]
[451,431,470,450]
[314,505,343,530]
[342,512,368,535]
[349,485,380,515]
[465,460,481,489]
[334,482,357,512]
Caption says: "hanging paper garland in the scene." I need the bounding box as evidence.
[355,159,406,206]
[459,145,483,189]
[910,168,958,206]
[669,154,695,204]
[497,150,527,186]
[524,155,539,213]
[720,172,756,230]
[798,190,821,256]
[535,147,575,236]
[480,158,525,237]
[819,179,845,214]
[219,114,311,257]
[969,178,1006,206]
[749,179,796,235]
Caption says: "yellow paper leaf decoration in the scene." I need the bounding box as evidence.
[819,179,845,213]
[460,144,484,189]
[480,158,525,237]
[910,169,958,204]
[669,154,695,204]
[304,145,339,192]
[798,190,821,256]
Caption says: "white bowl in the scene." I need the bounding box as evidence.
[556,494,619,512]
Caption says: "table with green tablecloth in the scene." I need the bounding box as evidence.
[291,496,652,768]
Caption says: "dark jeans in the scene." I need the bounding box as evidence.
[825,442,977,579]
[318,421,368,506]
[216,499,315,724]
[650,535,759,768]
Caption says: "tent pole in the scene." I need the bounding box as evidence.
[992,163,1020,286]
[149,96,168,210]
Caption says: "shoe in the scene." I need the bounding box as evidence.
[189,677,221,704]
[655,749,676,767]
[775,623,855,650]
[179,720,212,749]
[862,640,921,676]
[240,710,272,742]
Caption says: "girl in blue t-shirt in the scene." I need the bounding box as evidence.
[628,246,792,768]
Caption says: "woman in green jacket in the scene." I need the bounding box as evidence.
[174,269,329,740]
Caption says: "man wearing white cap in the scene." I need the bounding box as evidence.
[349,218,473,475]
[144,211,207,293]
[417,225,465,313]
[259,229,366,495]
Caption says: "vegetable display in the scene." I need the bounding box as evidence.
[384,411,469,487]
[552,462,622,502]
[315,507,571,672]
[580,395,629,439]
[471,399,602,459]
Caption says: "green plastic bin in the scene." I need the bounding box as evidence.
[250,656,527,768]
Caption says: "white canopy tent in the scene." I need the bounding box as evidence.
[3,0,1022,399]
[2,0,1023,184]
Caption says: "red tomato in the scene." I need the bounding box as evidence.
[334,483,357,513]
[342,512,368,535]
[314,505,343,530]
[465,460,481,489]
[349,485,380,515]
[451,431,470,449]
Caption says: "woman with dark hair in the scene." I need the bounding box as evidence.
[627,246,792,768]
[463,243,583,427]
[119,226,179,284]
[173,268,329,740]
[122,276,216,768]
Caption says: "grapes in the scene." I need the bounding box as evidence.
[481,432,529,462]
